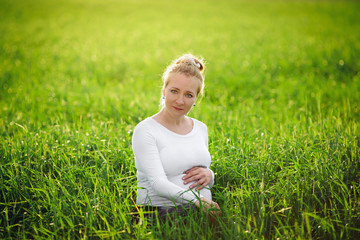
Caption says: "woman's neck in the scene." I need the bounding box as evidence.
[152,109,193,135]
[155,108,186,126]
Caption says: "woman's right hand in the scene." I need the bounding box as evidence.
[194,198,221,220]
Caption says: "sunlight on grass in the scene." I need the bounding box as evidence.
[1,0,359,239]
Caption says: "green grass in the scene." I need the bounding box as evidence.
[1,0,359,239]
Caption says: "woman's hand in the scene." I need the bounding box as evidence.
[182,166,212,190]
[194,197,221,222]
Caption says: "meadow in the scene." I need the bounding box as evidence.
[0,0,359,239]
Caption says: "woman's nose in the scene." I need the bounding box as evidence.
[176,95,184,104]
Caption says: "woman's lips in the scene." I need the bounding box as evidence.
[173,106,183,111]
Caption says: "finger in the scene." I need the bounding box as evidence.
[191,179,207,189]
[197,185,204,190]
[185,166,200,174]
[185,172,211,185]
[198,180,210,190]
[182,173,193,181]
[184,177,195,185]
[183,174,196,182]
[189,179,202,189]
[196,181,209,190]
[185,166,198,173]
[196,177,209,187]
[183,170,202,181]
[184,174,202,184]
[183,169,200,180]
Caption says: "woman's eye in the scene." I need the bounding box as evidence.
[186,94,193,98]
[171,90,177,94]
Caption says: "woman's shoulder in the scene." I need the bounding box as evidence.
[132,117,159,141]
[191,118,208,132]
[134,117,156,131]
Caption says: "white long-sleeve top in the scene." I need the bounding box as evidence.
[132,117,214,207]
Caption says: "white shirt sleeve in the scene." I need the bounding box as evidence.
[132,123,203,204]
[208,168,214,187]
[204,124,214,187]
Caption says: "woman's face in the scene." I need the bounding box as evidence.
[163,73,200,117]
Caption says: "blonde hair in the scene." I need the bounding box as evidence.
[162,54,206,96]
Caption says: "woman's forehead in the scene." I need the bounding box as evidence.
[166,73,201,92]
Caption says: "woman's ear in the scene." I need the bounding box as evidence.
[162,88,165,96]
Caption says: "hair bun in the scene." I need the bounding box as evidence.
[176,55,204,72]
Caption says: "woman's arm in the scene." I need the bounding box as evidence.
[182,122,215,190]
[132,123,203,204]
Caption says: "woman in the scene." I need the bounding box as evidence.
[132,54,220,221]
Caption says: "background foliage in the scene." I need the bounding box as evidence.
[1,0,359,239]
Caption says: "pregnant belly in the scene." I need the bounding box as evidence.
[168,174,212,200]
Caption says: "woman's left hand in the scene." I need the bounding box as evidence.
[182,166,212,190]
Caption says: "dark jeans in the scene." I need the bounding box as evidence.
[134,203,200,224]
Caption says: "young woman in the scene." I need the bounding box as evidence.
[132,54,220,221]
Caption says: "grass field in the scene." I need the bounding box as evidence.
[1,0,360,239]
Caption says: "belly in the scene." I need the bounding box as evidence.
[168,174,212,200]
